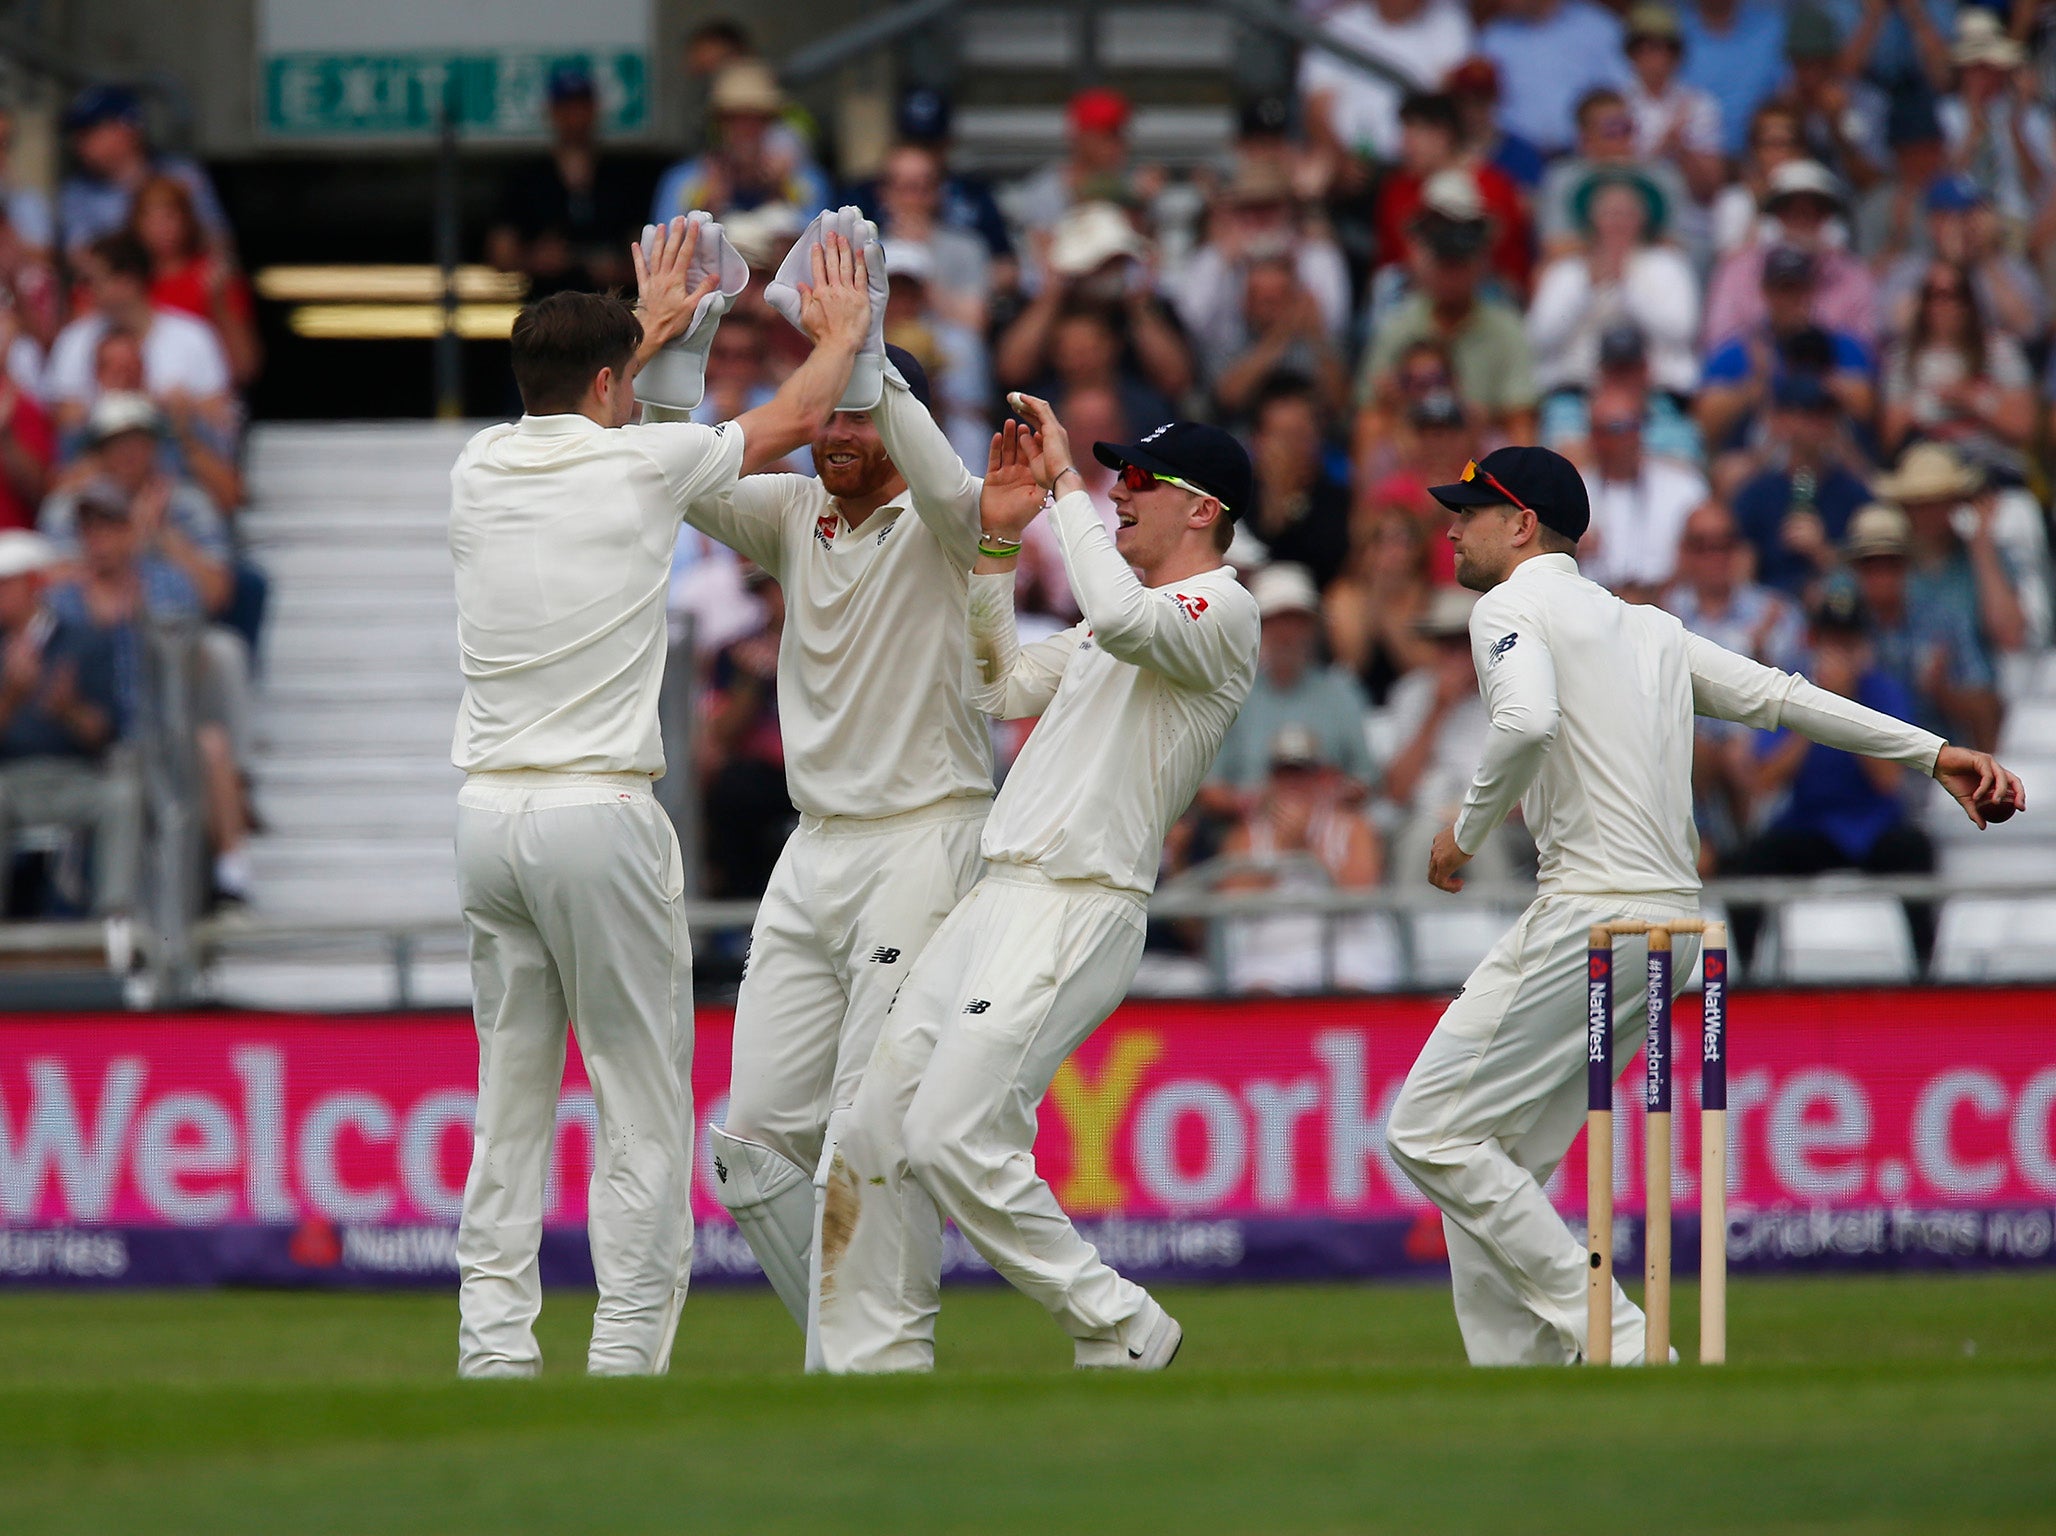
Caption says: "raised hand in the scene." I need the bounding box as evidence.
[1006,392,1076,493]
[632,216,719,351]
[796,232,873,351]
[980,420,1047,541]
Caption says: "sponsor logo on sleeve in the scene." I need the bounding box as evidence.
[1488,631,1518,666]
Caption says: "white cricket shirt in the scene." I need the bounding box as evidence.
[450,413,745,775]
[970,490,1260,893]
[1454,553,1947,897]
[681,376,993,821]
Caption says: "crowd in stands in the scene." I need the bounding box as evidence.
[0,83,262,932]
[492,5,2056,987]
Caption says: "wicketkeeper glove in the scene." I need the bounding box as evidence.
[635,211,750,414]
[763,204,895,411]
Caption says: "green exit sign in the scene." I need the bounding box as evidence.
[262,50,647,139]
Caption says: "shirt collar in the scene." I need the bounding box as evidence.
[1508,552,1580,583]
[516,413,608,438]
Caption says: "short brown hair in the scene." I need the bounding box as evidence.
[509,292,643,415]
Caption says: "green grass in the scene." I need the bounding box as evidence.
[1,1275,2052,1534]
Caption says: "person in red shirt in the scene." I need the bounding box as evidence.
[127,175,260,388]
[1374,91,1532,301]
[0,354,52,530]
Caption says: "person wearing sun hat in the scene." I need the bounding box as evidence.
[1377,438,2024,1368]
[1937,9,2051,224]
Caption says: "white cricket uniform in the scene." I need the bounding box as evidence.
[449,412,745,1377]
[814,490,1260,1373]
[680,376,994,1325]
[1386,553,1945,1366]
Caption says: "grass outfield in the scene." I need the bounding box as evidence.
[1,1275,2052,1534]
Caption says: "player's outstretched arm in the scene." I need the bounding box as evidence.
[731,235,871,473]
[965,422,1075,719]
[871,370,981,568]
[1684,631,2025,827]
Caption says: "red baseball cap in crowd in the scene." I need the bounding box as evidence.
[1445,57,1500,99]
[1070,88,1132,136]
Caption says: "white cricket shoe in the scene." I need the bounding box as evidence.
[1075,1298,1183,1370]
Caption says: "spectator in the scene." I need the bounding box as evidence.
[1537,89,1695,263]
[0,529,139,922]
[0,360,52,531]
[1660,499,1804,869]
[1369,92,1532,301]
[1729,373,1871,598]
[1244,380,1353,589]
[59,487,250,905]
[649,63,830,223]
[0,107,52,257]
[869,142,992,331]
[1709,102,1807,256]
[1355,177,1539,440]
[1005,88,1161,233]
[1843,501,2003,747]
[1676,0,1791,158]
[678,20,819,170]
[58,85,229,258]
[1204,256,1351,421]
[1725,585,1937,971]
[1173,159,1350,377]
[1579,383,1709,597]
[1870,441,2029,714]
[1478,0,1630,157]
[1354,336,1459,479]
[1327,508,1437,708]
[1445,56,1546,192]
[1205,562,1375,803]
[698,564,791,898]
[1528,171,1701,400]
[1218,724,1395,994]
[1881,258,2036,461]
[1877,175,2045,344]
[1541,321,1705,466]
[878,240,991,467]
[485,62,650,301]
[1853,94,1952,265]
[1298,0,1475,164]
[1773,4,1888,192]
[1703,161,1881,350]
[1820,0,1954,100]
[128,175,260,388]
[870,88,1015,264]
[1697,246,1875,452]
[1622,4,1726,211]
[1937,9,2051,226]
[1372,585,1532,884]
[45,233,234,444]
[995,202,1193,420]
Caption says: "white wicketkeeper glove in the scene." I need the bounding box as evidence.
[635,211,750,414]
[763,204,894,411]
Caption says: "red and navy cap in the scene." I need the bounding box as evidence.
[1429,444,1590,541]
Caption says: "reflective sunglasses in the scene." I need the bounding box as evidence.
[1120,461,1225,509]
[1458,458,1533,515]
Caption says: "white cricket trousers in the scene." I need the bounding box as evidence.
[1387,892,1700,1367]
[453,770,694,1378]
[814,865,1155,1373]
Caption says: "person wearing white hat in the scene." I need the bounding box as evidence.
[1937,9,2051,224]
[649,62,832,225]
[1702,159,1881,350]
[0,522,142,931]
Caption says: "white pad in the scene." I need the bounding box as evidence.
[636,212,750,413]
[763,205,890,411]
[803,1106,855,1373]
[707,1124,813,1328]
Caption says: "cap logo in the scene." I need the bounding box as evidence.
[1141,423,1173,442]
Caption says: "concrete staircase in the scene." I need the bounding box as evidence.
[207,421,476,1010]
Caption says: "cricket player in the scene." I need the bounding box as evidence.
[673,274,999,1331]
[1390,445,2026,1366]
[812,395,1260,1373]
[447,219,872,1378]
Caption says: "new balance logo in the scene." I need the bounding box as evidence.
[1489,631,1518,666]
[876,521,895,545]
[962,998,992,1014]
[713,1157,729,1183]
[869,946,902,965]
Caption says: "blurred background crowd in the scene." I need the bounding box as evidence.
[1,0,2053,1001]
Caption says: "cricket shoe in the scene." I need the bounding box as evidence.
[1075,1298,1183,1371]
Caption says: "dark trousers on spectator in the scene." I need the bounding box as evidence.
[0,751,143,915]
[704,761,796,898]
[1726,823,1937,973]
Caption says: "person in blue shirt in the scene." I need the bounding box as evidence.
[1678,0,1794,156]
[850,88,1014,262]
[1730,373,1873,598]
[1479,0,1631,156]
[1698,245,1876,450]
[1724,584,1938,968]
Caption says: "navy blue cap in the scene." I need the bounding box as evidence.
[1428,445,1591,541]
[547,60,597,102]
[896,87,952,143]
[64,84,141,133]
[1926,173,1986,213]
[1092,420,1253,517]
[1772,372,1835,411]
[1886,92,1942,148]
[885,344,933,411]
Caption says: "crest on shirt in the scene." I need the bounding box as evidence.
[1172,592,1208,621]
[814,513,838,549]
[1488,631,1518,666]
